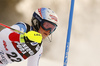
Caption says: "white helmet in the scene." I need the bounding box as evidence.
[31,7,58,34]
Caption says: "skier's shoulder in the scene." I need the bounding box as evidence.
[15,22,30,29]
[15,22,31,32]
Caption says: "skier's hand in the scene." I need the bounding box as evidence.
[20,31,42,43]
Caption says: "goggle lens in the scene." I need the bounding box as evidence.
[41,21,57,34]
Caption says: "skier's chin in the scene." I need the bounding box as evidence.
[42,35,46,39]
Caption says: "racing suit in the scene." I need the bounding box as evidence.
[0,22,43,66]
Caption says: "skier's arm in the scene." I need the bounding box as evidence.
[0,22,42,43]
[0,24,21,41]
[27,46,43,66]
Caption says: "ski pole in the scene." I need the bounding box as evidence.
[0,23,24,34]
[63,0,75,66]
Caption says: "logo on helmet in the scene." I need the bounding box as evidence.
[38,8,43,18]
[49,15,57,22]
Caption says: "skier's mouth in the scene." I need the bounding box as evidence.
[42,33,48,39]
[44,33,47,36]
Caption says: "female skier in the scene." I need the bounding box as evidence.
[0,7,58,66]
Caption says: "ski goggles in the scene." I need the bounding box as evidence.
[41,20,57,34]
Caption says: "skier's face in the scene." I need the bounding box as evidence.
[38,26,50,39]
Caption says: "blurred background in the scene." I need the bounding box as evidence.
[0,0,100,66]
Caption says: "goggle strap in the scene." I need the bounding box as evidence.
[33,12,42,23]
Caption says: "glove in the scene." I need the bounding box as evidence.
[20,31,42,44]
